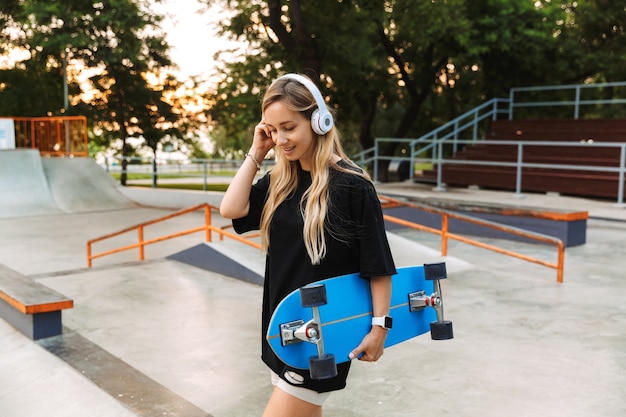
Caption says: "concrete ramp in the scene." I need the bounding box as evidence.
[42,157,134,212]
[0,149,134,218]
[0,150,61,217]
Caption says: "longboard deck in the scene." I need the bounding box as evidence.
[267,265,437,370]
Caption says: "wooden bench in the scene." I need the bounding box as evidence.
[383,198,588,247]
[0,264,73,340]
[418,118,626,199]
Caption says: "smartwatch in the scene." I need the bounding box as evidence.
[372,315,393,329]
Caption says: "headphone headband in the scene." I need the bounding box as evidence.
[278,73,334,135]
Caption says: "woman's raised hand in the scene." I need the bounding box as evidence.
[251,120,276,158]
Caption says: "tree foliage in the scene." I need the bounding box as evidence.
[2,0,624,169]
[0,0,196,184]
[204,0,626,160]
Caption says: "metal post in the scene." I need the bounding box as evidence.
[205,205,212,242]
[151,157,157,188]
[474,108,479,141]
[373,141,379,183]
[574,86,581,119]
[86,244,92,268]
[453,120,459,153]
[435,140,445,192]
[203,160,208,192]
[62,51,69,111]
[618,145,625,208]
[515,142,524,198]
[64,120,70,155]
[441,214,448,256]
[138,226,145,261]
[430,134,437,166]
[121,156,128,185]
[556,241,565,284]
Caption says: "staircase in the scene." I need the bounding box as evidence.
[419,118,626,199]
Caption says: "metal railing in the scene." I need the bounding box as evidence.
[354,81,626,201]
[431,140,626,207]
[379,195,565,283]
[356,98,509,181]
[509,81,626,120]
[86,196,566,283]
[12,116,88,157]
[100,156,274,191]
[86,203,260,267]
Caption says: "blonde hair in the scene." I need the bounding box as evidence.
[260,75,370,264]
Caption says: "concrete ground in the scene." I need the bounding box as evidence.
[1,165,626,416]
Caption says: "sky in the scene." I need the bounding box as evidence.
[153,1,240,79]
[0,1,237,80]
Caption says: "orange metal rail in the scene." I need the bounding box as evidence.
[378,195,565,283]
[86,203,261,268]
[13,116,88,157]
[87,196,565,283]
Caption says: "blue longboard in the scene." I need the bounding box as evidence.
[267,263,453,379]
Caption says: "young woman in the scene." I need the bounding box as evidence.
[220,73,396,417]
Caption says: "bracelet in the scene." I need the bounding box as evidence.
[246,153,262,171]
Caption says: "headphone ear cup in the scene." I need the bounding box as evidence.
[311,109,323,135]
[311,109,334,135]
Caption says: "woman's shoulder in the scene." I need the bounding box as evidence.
[331,160,375,194]
[333,159,370,181]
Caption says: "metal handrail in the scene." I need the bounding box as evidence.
[370,98,510,181]
[87,196,565,283]
[431,140,626,206]
[509,81,626,120]
[360,81,626,185]
[379,195,565,284]
[86,203,261,267]
[102,156,274,191]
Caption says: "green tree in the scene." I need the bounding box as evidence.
[0,1,68,115]
[0,0,194,185]
[203,0,485,155]
[204,0,626,167]
[552,0,626,83]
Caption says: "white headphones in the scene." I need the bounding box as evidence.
[278,73,334,135]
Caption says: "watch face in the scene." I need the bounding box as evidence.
[384,316,393,329]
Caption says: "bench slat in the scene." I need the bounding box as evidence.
[0,265,74,314]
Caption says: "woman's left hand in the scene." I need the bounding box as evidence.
[348,325,388,362]
[349,275,392,362]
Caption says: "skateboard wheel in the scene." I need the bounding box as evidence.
[430,320,453,340]
[424,262,447,280]
[300,284,327,308]
[309,354,337,380]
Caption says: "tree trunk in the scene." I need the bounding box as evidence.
[120,140,128,186]
[357,91,378,150]
[152,151,158,188]
[119,113,128,186]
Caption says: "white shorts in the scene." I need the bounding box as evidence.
[271,371,331,406]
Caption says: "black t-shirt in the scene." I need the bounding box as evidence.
[233,160,396,392]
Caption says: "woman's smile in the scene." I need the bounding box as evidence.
[264,101,316,170]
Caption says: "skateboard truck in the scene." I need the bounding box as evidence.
[279,284,338,380]
[280,320,306,346]
[279,319,320,345]
[408,262,453,340]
